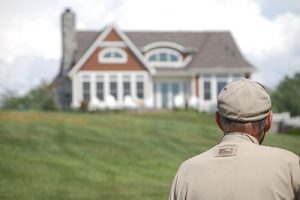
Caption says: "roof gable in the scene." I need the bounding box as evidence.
[72,29,254,76]
[68,25,155,78]
[103,29,123,41]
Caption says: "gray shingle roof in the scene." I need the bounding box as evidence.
[75,31,100,62]
[75,30,254,71]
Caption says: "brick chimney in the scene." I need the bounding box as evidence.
[61,8,77,75]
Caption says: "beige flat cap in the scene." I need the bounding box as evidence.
[217,78,271,122]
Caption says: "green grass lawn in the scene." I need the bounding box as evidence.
[0,110,299,200]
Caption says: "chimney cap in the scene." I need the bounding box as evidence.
[65,8,72,12]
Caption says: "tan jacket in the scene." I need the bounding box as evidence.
[169,133,300,200]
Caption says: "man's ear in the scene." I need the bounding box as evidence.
[215,112,224,131]
[264,111,273,133]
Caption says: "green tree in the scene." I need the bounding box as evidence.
[271,73,300,116]
[0,90,26,110]
[0,81,58,111]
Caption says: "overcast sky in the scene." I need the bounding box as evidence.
[0,0,299,95]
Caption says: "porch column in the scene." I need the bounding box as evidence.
[146,75,152,103]
[118,74,123,103]
[157,80,161,109]
[71,75,79,108]
[90,74,96,100]
[131,74,137,99]
[211,74,217,102]
[190,77,196,97]
[196,75,200,97]
[104,74,109,102]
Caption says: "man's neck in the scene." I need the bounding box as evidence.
[224,130,265,144]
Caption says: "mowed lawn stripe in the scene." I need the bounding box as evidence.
[0,111,299,200]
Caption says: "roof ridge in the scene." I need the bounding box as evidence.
[125,30,230,33]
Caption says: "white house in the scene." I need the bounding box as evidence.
[53,9,255,111]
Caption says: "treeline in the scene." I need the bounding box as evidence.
[271,73,300,116]
[0,81,58,111]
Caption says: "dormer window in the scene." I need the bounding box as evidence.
[98,47,127,63]
[171,54,178,61]
[145,48,183,67]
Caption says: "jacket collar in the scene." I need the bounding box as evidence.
[218,132,259,145]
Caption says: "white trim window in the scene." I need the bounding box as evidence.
[96,75,105,101]
[183,81,190,101]
[123,75,131,100]
[136,75,145,99]
[109,75,118,100]
[98,47,128,64]
[82,75,91,101]
[145,48,183,67]
[216,74,228,95]
[203,75,212,101]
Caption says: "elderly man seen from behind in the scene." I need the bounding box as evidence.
[169,78,300,200]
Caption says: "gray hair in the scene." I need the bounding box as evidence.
[220,115,267,134]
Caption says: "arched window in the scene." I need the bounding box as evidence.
[145,48,183,67]
[98,47,127,63]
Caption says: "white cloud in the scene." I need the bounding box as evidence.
[0,0,123,95]
[0,55,59,95]
[0,0,123,62]
[274,12,300,54]
[117,0,298,58]
[0,0,299,95]
[249,12,300,87]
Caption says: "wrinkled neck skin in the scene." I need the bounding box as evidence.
[223,129,266,145]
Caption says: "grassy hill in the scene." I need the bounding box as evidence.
[0,111,299,200]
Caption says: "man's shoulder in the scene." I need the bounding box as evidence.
[259,145,298,158]
[181,144,299,167]
[254,145,299,165]
[181,146,217,167]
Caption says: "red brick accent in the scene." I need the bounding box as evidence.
[103,30,123,41]
[80,48,146,71]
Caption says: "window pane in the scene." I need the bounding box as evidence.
[159,53,167,61]
[217,81,227,94]
[63,93,71,106]
[161,83,168,108]
[115,52,122,58]
[171,54,178,62]
[183,81,189,99]
[123,82,131,99]
[153,82,157,107]
[100,48,127,63]
[204,81,211,100]
[172,82,179,96]
[136,82,144,99]
[149,55,156,62]
[96,82,104,100]
[83,82,90,101]
[110,75,118,100]
[104,52,111,58]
